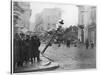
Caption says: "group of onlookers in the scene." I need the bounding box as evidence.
[13,33,41,69]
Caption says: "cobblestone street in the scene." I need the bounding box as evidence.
[39,44,96,70]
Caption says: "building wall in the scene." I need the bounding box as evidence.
[34,8,61,33]
[88,26,96,43]
[13,2,31,33]
[77,5,96,44]
[88,7,96,44]
[42,8,61,30]
[78,6,91,43]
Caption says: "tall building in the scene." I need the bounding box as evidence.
[77,5,96,44]
[88,7,96,44]
[77,5,91,43]
[34,8,61,33]
[13,1,31,33]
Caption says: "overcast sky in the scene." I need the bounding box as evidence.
[30,2,78,28]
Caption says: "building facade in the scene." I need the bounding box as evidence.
[13,1,31,34]
[88,7,96,44]
[34,8,61,33]
[77,5,96,44]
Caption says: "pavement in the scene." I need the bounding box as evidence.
[14,43,96,73]
[39,44,96,70]
[14,54,59,73]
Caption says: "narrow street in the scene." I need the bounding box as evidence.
[39,44,96,70]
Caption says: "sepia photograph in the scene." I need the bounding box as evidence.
[11,0,96,74]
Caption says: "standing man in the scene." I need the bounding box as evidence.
[28,35,32,63]
[90,40,94,48]
[30,35,35,63]
[13,33,20,69]
[85,39,89,49]
[66,39,70,48]
[17,33,24,67]
[34,36,41,62]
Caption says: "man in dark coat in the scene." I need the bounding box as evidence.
[85,39,89,49]
[20,33,25,66]
[67,39,70,48]
[17,33,25,67]
[33,36,41,62]
[90,40,94,48]
[22,34,29,64]
[25,34,35,64]
[16,33,23,67]
[27,35,32,63]
[29,35,35,63]
[13,33,20,69]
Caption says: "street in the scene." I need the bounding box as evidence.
[12,2,96,74]
[39,44,96,70]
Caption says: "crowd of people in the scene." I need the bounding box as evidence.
[13,33,41,68]
[13,31,95,70]
[53,38,94,49]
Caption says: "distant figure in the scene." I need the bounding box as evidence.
[85,39,89,49]
[56,38,61,47]
[74,41,77,47]
[90,41,94,48]
[67,39,70,48]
